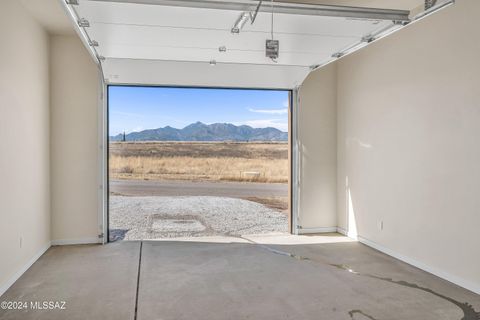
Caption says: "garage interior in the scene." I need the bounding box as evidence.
[1,0,479,319]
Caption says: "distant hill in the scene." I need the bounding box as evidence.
[110,122,288,142]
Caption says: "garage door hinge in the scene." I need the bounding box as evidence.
[98,233,104,239]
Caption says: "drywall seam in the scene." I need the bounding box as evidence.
[0,242,51,297]
[358,236,480,295]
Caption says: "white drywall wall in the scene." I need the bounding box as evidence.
[336,0,480,293]
[50,35,101,244]
[297,63,337,232]
[0,0,51,294]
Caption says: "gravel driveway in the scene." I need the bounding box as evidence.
[109,196,288,241]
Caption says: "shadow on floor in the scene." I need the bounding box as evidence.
[109,229,129,242]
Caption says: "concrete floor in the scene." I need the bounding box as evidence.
[1,234,479,320]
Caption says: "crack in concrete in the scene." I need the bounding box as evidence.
[234,235,310,260]
[373,277,480,320]
[238,237,479,320]
[331,264,480,320]
[349,309,378,320]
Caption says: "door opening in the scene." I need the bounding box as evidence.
[107,85,293,241]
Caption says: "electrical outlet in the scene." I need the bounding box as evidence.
[378,220,383,231]
[377,220,384,231]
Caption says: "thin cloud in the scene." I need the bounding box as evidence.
[248,108,288,115]
[111,111,144,118]
[129,126,144,133]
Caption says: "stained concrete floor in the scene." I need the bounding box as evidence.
[0,234,479,320]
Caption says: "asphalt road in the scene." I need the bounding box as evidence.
[110,179,288,198]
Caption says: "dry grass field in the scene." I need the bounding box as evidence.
[109,141,288,183]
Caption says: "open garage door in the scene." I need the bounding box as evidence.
[107,85,292,241]
[59,0,454,241]
[61,0,424,88]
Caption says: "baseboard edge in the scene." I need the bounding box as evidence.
[297,227,338,234]
[358,235,480,295]
[0,241,51,297]
[51,237,101,246]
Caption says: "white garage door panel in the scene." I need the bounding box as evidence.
[78,1,391,38]
[103,58,310,89]
[88,24,357,52]
[99,45,332,67]
[79,2,239,30]
[87,26,356,66]
[69,0,421,88]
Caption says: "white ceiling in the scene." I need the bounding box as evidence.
[71,0,419,88]
[20,0,75,35]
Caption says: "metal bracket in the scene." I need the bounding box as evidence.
[78,18,90,28]
[425,0,437,10]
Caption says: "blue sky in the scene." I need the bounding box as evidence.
[108,86,289,136]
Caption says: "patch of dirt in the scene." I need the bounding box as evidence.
[243,196,289,214]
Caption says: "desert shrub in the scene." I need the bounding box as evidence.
[118,165,134,174]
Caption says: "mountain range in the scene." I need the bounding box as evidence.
[110,122,288,142]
